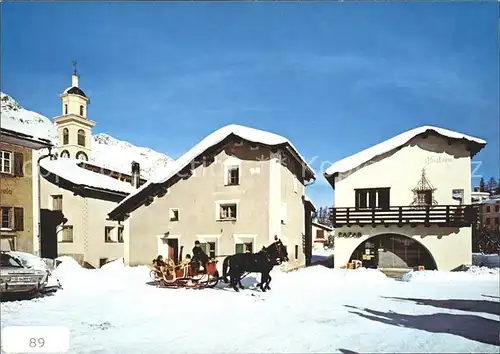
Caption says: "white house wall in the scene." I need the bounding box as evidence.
[333,135,473,270]
[40,177,124,268]
[125,141,309,269]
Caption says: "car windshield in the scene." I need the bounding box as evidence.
[0,253,23,268]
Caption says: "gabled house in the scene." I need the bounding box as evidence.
[324,126,486,271]
[39,158,145,268]
[108,124,316,269]
[0,128,52,252]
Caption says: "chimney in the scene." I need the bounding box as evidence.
[131,161,140,188]
[72,74,79,87]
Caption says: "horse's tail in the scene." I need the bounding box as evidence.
[222,256,231,283]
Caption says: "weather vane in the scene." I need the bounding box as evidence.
[72,60,78,75]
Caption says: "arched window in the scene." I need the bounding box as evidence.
[77,129,85,146]
[76,151,88,161]
[64,104,68,115]
[62,128,69,145]
[80,105,84,116]
[60,150,70,158]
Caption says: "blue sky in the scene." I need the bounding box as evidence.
[2,2,499,207]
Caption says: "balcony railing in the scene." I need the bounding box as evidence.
[329,205,477,228]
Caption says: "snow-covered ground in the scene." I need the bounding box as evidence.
[1,258,499,353]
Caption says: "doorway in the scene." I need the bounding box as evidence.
[157,236,179,263]
[167,238,179,264]
[349,234,437,270]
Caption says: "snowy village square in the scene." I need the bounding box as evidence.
[1,2,499,354]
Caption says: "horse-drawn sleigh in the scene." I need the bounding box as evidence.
[150,258,220,289]
[149,238,289,292]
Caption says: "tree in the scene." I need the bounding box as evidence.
[316,206,333,227]
[486,177,498,195]
[472,224,500,255]
[479,177,486,192]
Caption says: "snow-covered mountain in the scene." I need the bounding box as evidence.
[0,92,173,179]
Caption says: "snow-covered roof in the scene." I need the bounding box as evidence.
[312,220,333,231]
[109,124,316,218]
[304,194,317,210]
[324,125,486,180]
[41,158,134,195]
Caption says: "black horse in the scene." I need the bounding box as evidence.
[222,240,289,292]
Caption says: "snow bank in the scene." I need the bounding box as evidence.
[52,256,149,291]
[402,267,500,283]
[312,247,335,257]
[99,257,125,271]
[472,253,500,269]
[324,125,486,177]
[277,266,390,285]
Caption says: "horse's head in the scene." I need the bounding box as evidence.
[265,240,289,265]
[275,240,289,263]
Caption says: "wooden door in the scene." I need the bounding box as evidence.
[167,238,179,264]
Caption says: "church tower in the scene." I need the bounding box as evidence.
[53,61,96,161]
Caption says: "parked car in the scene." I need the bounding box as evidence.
[0,251,52,296]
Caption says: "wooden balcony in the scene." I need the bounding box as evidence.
[329,205,477,228]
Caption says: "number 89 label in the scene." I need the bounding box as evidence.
[1,326,69,353]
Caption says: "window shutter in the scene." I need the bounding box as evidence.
[235,243,244,254]
[14,152,24,177]
[14,207,24,231]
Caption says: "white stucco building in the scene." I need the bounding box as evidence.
[108,124,317,270]
[324,126,486,271]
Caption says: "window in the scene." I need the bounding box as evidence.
[52,195,63,211]
[316,229,325,239]
[64,104,68,115]
[80,105,84,116]
[495,205,499,213]
[486,217,490,225]
[60,150,70,158]
[77,129,86,146]
[99,258,108,267]
[118,226,124,243]
[105,226,114,243]
[295,245,299,260]
[219,204,237,220]
[1,207,11,229]
[495,217,499,225]
[169,208,179,222]
[61,226,73,243]
[416,191,433,205]
[0,207,23,230]
[76,151,88,161]
[63,128,69,145]
[0,150,12,174]
[355,188,390,209]
[235,242,253,254]
[486,206,491,213]
[200,241,216,259]
[226,166,239,186]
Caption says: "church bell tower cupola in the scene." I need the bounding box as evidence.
[52,61,96,161]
